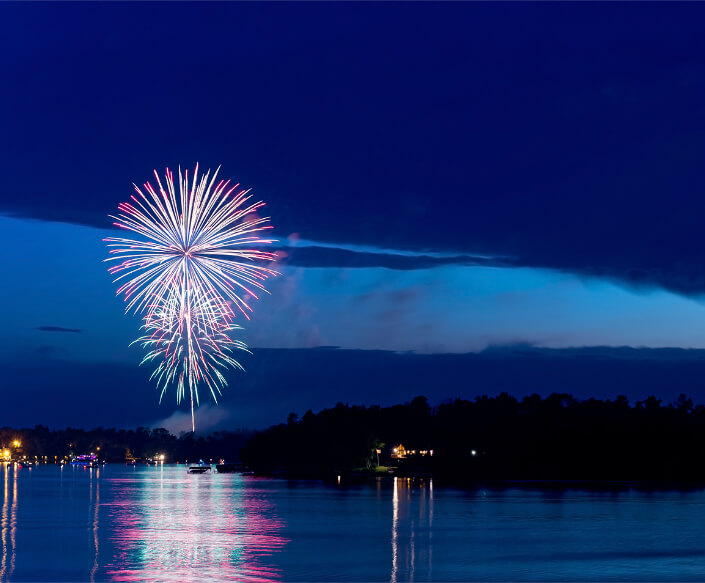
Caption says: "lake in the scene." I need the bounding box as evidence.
[2,463,705,581]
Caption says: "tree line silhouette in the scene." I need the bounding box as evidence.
[0,425,250,463]
[4,392,705,482]
[240,393,705,482]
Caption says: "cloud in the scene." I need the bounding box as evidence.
[37,325,82,333]
[4,346,705,431]
[150,404,232,436]
[275,245,511,270]
[3,5,705,298]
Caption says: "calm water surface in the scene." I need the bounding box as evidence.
[1,464,705,581]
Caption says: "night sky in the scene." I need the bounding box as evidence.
[3,2,705,432]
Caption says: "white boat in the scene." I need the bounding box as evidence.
[187,461,211,474]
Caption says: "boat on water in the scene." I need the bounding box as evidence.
[215,461,244,473]
[188,460,211,474]
[70,454,101,468]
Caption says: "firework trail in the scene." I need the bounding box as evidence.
[105,165,277,432]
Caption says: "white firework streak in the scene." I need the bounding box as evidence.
[105,164,278,432]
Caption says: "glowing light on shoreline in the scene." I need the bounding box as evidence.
[105,165,277,431]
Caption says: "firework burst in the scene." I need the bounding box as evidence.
[105,165,277,431]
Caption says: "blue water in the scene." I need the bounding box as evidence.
[2,464,705,581]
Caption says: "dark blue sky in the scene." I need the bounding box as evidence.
[2,2,705,431]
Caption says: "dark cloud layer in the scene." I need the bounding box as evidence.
[3,346,705,431]
[37,326,82,334]
[3,4,705,294]
[276,246,510,270]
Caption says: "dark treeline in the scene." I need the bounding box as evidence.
[6,392,705,481]
[0,426,251,463]
[240,393,705,482]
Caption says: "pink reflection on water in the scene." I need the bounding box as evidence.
[105,470,287,582]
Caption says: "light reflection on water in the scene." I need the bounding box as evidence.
[104,467,287,582]
[391,477,398,583]
[390,476,434,583]
[0,465,17,580]
[90,470,99,583]
[4,464,705,581]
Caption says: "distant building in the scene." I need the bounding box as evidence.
[390,444,433,459]
[391,444,407,459]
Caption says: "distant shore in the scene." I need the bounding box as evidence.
[4,392,705,483]
[240,393,705,483]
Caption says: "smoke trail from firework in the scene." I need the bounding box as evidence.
[105,165,277,432]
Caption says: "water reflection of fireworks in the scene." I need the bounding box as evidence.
[105,470,287,582]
